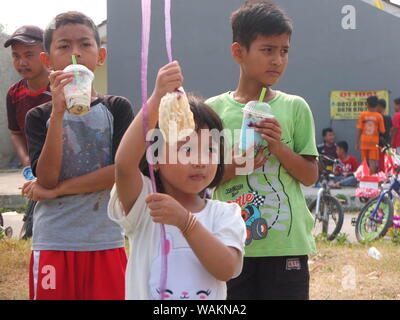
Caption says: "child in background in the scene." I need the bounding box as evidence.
[22,12,134,300]
[206,1,319,300]
[108,61,246,300]
[377,99,392,172]
[329,140,359,188]
[356,95,385,174]
[317,128,338,160]
[391,97,400,154]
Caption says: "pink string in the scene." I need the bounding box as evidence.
[165,0,172,63]
[141,0,168,300]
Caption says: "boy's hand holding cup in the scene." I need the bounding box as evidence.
[49,70,74,118]
[63,57,94,116]
[239,88,282,155]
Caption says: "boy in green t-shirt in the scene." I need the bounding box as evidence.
[206,1,319,300]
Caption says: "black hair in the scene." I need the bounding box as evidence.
[366,95,378,108]
[377,99,386,109]
[322,127,333,137]
[44,11,101,53]
[139,95,225,195]
[336,140,348,153]
[394,97,400,105]
[231,1,293,50]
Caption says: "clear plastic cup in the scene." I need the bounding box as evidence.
[239,101,274,152]
[63,64,94,116]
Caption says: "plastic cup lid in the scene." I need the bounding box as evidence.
[242,101,273,118]
[63,64,94,79]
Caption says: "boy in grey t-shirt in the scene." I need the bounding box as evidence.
[22,12,133,300]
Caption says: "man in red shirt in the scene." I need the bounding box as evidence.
[391,97,400,154]
[330,140,359,188]
[5,25,51,167]
[4,26,51,239]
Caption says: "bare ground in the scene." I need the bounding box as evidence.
[1,238,399,300]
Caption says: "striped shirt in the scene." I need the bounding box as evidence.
[6,79,51,137]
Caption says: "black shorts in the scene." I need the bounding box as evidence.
[227,255,310,300]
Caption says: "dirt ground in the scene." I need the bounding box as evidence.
[309,240,400,300]
[0,238,399,300]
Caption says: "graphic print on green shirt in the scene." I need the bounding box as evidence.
[225,153,291,246]
[206,91,319,257]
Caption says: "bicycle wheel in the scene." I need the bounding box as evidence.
[355,195,394,242]
[308,195,344,241]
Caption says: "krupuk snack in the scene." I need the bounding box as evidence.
[159,88,195,142]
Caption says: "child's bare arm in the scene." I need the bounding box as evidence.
[146,193,242,281]
[115,61,183,214]
[356,129,362,151]
[185,223,242,281]
[253,118,318,186]
[271,146,318,186]
[22,165,115,201]
[55,165,115,195]
[35,71,73,189]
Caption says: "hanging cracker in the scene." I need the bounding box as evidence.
[159,87,195,142]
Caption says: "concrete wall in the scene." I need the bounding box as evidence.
[94,60,108,95]
[108,0,400,160]
[0,33,19,168]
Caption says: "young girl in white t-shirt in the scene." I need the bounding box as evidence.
[108,61,246,300]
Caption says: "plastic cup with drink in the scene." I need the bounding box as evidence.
[63,55,94,116]
[239,88,275,153]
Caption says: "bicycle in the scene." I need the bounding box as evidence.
[308,154,345,241]
[354,147,400,242]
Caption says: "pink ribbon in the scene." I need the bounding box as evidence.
[165,0,172,63]
[141,0,168,300]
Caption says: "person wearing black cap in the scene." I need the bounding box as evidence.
[5,25,51,168]
[4,25,51,240]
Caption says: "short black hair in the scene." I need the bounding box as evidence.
[377,99,386,109]
[139,95,225,194]
[366,95,378,108]
[336,140,348,153]
[231,1,293,50]
[394,97,400,105]
[322,127,333,137]
[44,11,100,53]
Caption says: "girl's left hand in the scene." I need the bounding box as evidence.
[254,118,283,154]
[145,193,189,231]
[21,180,58,201]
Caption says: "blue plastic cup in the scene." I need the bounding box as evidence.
[239,101,274,153]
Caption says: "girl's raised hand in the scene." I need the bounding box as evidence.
[152,61,184,101]
[145,193,189,231]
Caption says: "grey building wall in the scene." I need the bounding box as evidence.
[0,33,19,168]
[108,0,400,160]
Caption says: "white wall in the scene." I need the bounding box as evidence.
[0,33,19,168]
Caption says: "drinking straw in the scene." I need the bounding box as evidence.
[71,55,80,85]
[259,87,267,102]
